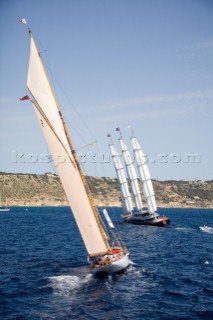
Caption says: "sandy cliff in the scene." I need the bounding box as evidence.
[0,172,212,208]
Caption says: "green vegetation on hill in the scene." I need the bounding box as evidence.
[0,172,212,208]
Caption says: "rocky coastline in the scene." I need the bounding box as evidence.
[0,172,212,208]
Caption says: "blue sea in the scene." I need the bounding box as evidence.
[0,207,213,320]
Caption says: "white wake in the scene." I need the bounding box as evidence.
[199,226,213,234]
[48,273,93,297]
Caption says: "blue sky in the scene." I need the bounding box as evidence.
[0,0,213,180]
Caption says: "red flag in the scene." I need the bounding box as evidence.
[19,95,30,101]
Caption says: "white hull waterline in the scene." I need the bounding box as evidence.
[90,248,130,276]
[122,212,170,226]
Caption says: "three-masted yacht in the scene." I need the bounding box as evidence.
[129,127,170,225]
[21,23,130,275]
[109,127,170,226]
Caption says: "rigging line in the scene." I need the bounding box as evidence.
[29,94,77,170]
[79,155,99,181]
[99,210,111,241]
[30,32,96,158]
[42,58,96,143]
[37,48,89,147]
[100,208,125,250]
[59,118,110,251]
[78,140,103,179]
[80,164,108,237]
[93,140,108,178]
[55,79,96,140]
[33,34,48,55]
[111,228,122,248]
[46,65,95,150]
[80,162,98,196]
[67,121,89,147]
[93,144,107,178]
[105,207,124,248]
[38,49,106,178]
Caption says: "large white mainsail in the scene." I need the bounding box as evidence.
[118,137,143,212]
[130,135,157,215]
[108,142,133,215]
[27,31,109,256]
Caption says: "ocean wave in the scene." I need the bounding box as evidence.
[175,227,193,231]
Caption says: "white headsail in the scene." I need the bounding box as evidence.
[118,137,143,212]
[27,31,109,256]
[103,209,115,229]
[130,135,157,215]
[109,143,133,215]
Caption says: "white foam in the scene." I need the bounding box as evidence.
[48,274,93,296]
[199,226,213,234]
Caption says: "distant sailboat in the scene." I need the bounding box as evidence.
[21,23,130,275]
[109,127,170,226]
[128,126,170,226]
[0,193,10,212]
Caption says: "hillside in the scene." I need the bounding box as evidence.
[0,172,212,208]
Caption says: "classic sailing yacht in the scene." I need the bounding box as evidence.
[0,193,10,212]
[21,23,130,275]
